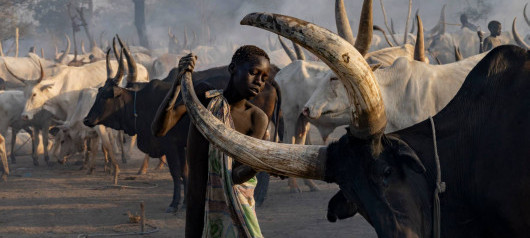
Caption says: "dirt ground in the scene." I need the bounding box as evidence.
[0,144,376,238]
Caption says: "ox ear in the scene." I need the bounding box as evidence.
[387,136,425,174]
[112,87,122,98]
[39,83,54,91]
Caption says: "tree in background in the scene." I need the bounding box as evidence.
[133,0,149,49]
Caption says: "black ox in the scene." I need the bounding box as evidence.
[83,47,282,212]
[178,12,530,238]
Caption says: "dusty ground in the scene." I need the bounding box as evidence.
[0,141,376,238]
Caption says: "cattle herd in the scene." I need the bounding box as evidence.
[0,0,529,237]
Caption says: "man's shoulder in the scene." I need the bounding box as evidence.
[247,102,268,123]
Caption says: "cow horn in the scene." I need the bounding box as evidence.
[410,9,418,34]
[81,40,87,54]
[523,3,530,26]
[241,13,387,138]
[180,69,327,179]
[439,5,446,35]
[454,45,463,61]
[373,25,394,47]
[183,27,189,49]
[512,18,530,50]
[428,5,446,36]
[379,0,399,45]
[292,41,306,60]
[414,15,426,62]
[116,35,137,83]
[56,34,71,63]
[278,35,296,62]
[403,0,412,44]
[335,0,355,45]
[112,49,125,85]
[0,41,4,57]
[105,48,112,78]
[354,0,373,56]
[4,60,44,84]
[112,37,119,60]
[390,18,396,35]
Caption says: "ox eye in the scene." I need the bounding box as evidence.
[330,77,339,81]
[32,93,36,97]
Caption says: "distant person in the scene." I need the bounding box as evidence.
[479,20,502,52]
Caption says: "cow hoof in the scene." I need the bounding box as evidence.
[79,165,86,171]
[165,206,178,213]
[137,170,147,175]
[1,174,7,182]
[73,161,83,166]
[87,168,95,175]
[33,159,39,166]
[10,158,16,164]
[290,187,302,193]
[46,161,54,167]
[44,155,50,162]
[121,158,127,164]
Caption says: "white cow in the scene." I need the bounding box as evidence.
[0,53,63,89]
[53,88,119,176]
[303,52,488,135]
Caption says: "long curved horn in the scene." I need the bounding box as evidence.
[292,41,306,60]
[354,0,373,56]
[4,62,27,84]
[81,40,87,54]
[454,45,463,61]
[414,15,426,62]
[241,13,387,138]
[373,25,394,47]
[116,35,137,83]
[335,0,355,45]
[523,3,530,26]
[512,18,530,50]
[410,9,418,34]
[390,18,396,35]
[278,35,296,62]
[180,70,327,179]
[403,0,412,44]
[56,34,71,63]
[112,37,119,60]
[105,48,112,78]
[4,60,44,84]
[0,41,4,57]
[379,0,399,45]
[428,5,446,36]
[112,49,125,85]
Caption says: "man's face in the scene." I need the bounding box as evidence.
[230,55,270,99]
[492,24,502,36]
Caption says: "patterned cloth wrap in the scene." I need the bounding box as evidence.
[202,89,263,238]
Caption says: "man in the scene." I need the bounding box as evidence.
[155,46,270,237]
[479,20,503,52]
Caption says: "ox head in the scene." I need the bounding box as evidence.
[83,46,130,130]
[4,60,55,120]
[176,13,432,238]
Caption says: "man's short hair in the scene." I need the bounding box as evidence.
[230,45,270,66]
[488,20,501,32]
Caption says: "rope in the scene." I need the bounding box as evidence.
[12,136,32,155]
[429,116,446,238]
[133,91,138,132]
[76,224,159,238]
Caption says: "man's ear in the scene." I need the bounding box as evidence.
[228,62,235,74]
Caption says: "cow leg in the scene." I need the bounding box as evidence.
[0,134,9,181]
[155,155,166,170]
[254,172,270,206]
[10,127,22,164]
[98,126,119,184]
[137,154,149,175]
[118,131,127,164]
[87,137,98,174]
[288,178,302,193]
[31,127,40,166]
[165,150,183,213]
[41,125,51,165]
[79,138,89,169]
[304,179,320,192]
[101,143,110,173]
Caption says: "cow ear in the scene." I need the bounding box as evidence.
[112,87,122,98]
[388,136,426,174]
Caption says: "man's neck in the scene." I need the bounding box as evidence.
[223,86,247,110]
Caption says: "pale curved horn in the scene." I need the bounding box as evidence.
[278,35,296,62]
[335,0,355,45]
[292,41,306,60]
[241,13,387,138]
[523,3,530,26]
[4,62,27,84]
[116,35,137,83]
[512,18,530,50]
[56,34,71,63]
[112,49,125,85]
[105,48,112,78]
[112,37,119,60]
[4,60,44,84]
[180,70,327,179]
[354,0,373,56]
[36,60,44,83]
[403,0,412,44]
[414,15,426,62]
[439,4,446,35]
[81,40,87,54]
[373,25,394,47]
[454,45,463,61]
